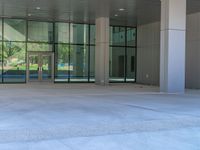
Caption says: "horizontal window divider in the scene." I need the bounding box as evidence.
[0,17,136,28]
[54,43,70,45]
[3,41,26,43]
[28,20,54,23]
[111,25,137,28]
[27,41,54,44]
[126,46,137,48]
[69,43,90,46]
[110,45,127,47]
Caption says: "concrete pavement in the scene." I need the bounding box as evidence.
[0,84,199,149]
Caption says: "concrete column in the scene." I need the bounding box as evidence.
[160,0,186,93]
[95,17,110,85]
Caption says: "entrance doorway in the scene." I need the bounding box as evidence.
[27,52,54,82]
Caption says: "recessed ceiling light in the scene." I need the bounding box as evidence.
[36,7,41,10]
[115,14,118,17]
[28,13,32,17]
[119,8,125,11]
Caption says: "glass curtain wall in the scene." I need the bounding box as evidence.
[0,19,2,83]
[55,23,95,82]
[27,21,53,51]
[70,24,89,82]
[3,19,26,83]
[27,21,53,81]
[126,28,137,81]
[55,22,70,82]
[110,26,137,82]
[0,18,136,84]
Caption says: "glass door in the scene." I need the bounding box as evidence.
[28,54,39,81]
[41,54,53,81]
[27,52,54,82]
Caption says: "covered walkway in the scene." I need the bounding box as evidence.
[0,84,199,149]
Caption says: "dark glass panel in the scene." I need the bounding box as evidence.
[109,47,125,82]
[127,28,136,47]
[110,26,126,46]
[90,25,96,45]
[126,48,136,82]
[89,46,95,82]
[70,24,89,44]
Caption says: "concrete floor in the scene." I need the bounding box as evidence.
[0,83,200,150]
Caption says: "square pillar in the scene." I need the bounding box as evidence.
[95,17,110,85]
[160,0,186,93]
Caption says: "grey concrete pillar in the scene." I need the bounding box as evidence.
[160,0,186,93]
[95,17,110,85]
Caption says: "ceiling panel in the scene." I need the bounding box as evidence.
[0,0,199,26]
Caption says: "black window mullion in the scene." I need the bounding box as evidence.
[88,25,91,82]
[135,27,137,83]
[25,19,28,83]
[53,22,56,82]
[1,19,3,83]
[68,23,71,83]
[125,27,127,83]
[2,18,4,83]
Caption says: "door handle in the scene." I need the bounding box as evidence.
[38,67,42,72]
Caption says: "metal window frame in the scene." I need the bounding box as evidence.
[0,17,137,84]
[109,25,137,83]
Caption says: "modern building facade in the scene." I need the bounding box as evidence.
[0,0,200,92]
[0,19,136,83]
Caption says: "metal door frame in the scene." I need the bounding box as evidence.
[26,51,54,83]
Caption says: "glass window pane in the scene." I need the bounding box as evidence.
[55,23,69,43]
[0,19,2,40]
[109,47,125,82]
[28,55,39,80]
[55,44,70,82]
[126,48,136,82]
[110,26,126,46]
[89,46,95,82]
[0,19,2,83]
[4,19,26,42]
[27,43,53,51]
[127,28,136,47]
[28,21,53,43]
[3,42,26,82]
[70,24,89,44]
[42,55,52,80]
[0,42,2,83]
[70,45,88,82]
[90,25,95,45]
